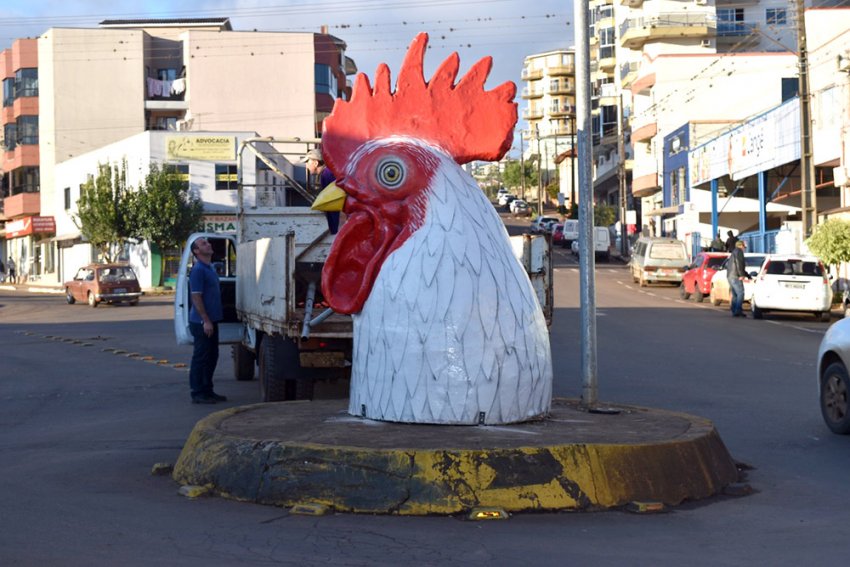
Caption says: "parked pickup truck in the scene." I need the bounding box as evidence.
[175,138,554,402]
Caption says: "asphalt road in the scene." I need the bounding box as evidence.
[2,222,850,565]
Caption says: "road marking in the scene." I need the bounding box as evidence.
[762,319,825,335]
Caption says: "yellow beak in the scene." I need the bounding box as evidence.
[311,182,347,212]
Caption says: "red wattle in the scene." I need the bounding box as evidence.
[322,210,395,314]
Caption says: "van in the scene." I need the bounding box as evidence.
[569,226,611,260]
[628,237,689,287]
[561,219,579,247]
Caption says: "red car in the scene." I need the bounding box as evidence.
[551,223,565,246]
[680,252,729,302]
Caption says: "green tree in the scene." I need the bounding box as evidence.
[806,218,850,268]
[73,161,134,262]
[502,158,537,194]
[131,163,204,286]
[594,203,617,227]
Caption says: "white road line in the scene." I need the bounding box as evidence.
[762,319,825,335]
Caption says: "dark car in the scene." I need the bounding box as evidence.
[680,252,728,302]
[64,263,142,307]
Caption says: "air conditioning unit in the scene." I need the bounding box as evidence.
[700,39,712,48]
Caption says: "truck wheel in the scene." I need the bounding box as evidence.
[232,344,256,381]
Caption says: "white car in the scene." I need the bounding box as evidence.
[817,317,850,433]
[749,254,833,321]
[709,253,767,306]
[497,193,516,207]
[530,216,560,234]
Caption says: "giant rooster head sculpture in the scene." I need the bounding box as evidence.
[313,33,552,425]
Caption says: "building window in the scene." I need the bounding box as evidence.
[155,116,178,131]
[10,166,39,195]
[16,116,38,145]
[4,123,16,151]
[2,77,14,107]
[599,27,615,59]
[766,8,786,25]
[14,68,38,98]
[215,164,238,190]
[64,187,71,210]
[314,63,338,97]
[168,164,190,190]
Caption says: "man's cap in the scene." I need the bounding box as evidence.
[302,148,323,163]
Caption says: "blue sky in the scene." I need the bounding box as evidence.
[0,0,575,142]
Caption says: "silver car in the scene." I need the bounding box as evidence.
[817,318,850,434]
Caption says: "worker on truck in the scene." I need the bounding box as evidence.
[303,148,340,234]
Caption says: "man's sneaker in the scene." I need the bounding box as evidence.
[210,393,228,402]
[191,396,217,404]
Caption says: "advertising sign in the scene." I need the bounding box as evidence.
[201,215,237,234]
[5,216,56,239]
[166,136,236,161]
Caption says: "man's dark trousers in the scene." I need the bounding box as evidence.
[189,322,219,399]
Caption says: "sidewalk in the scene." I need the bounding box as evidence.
[0,281,174,295]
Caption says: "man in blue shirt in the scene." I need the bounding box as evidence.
[188,237,226,404]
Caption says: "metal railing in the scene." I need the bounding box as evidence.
[620,12,717,38]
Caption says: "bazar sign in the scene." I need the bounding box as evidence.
[5,216,56,239]
[166,135,236,161]
[201,215,237,234]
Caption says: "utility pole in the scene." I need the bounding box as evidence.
[519,133,526,200]
[536,127,543,218]
[617,93,628,256]
[795,0,816,238]
[575,0,598,409]
[571,113,577,214]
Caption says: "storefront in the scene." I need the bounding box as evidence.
[4,215,55,282]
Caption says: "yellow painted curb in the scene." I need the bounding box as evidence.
[172,400,739,515]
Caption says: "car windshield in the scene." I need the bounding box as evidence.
[745,255,766,268]
[99,267,137,282]
[706,257,726,268]
[649,243,686,260]
[765,259,823,277]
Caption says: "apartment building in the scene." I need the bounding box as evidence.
[10,17,356,284]
[520,49,577,206]
[1,39,48,276]
[580,0,845,243]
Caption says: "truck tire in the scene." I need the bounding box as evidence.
[258,335,313,402]
[232,344,256,381]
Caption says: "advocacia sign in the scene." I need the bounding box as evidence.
[166,136,236,161]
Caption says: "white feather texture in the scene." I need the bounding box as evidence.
[347,145,553,424]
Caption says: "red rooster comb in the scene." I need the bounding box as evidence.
[321,33,517,175]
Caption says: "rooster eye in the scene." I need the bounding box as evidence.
[376,159,405,189]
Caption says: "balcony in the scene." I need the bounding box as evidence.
[523,107,544,120]
[550,104,576,118]
[632,172,661,197]
[599,44,616,72]
[522,86,544,99]
[620,62,639,88]
[546,64,574,77]
[631,118,658,143]
[145,76,188,111]
[3,191,40,218]
[547,82,575,96]
[597,83,618,106]
[521,68,544,81]
[717,21,758,45]
[620,12,717,50]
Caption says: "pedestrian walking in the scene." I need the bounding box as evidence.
[727,240,750,318]
[187,237,227,404]
[7,258,16,284]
